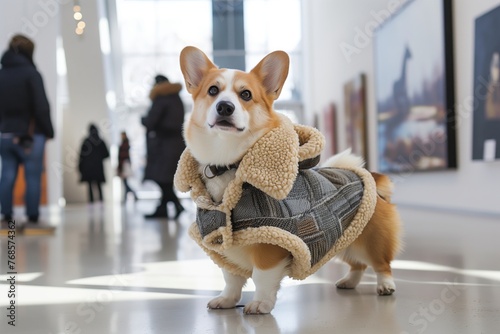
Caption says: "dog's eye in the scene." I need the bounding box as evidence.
[240,90,252,101]
[208,86,219,96]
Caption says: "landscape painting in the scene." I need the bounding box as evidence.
[344,74,368,167]
[472,4,500,161]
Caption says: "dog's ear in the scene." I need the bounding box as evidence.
[180,46,216,94]
[250,51,289,100]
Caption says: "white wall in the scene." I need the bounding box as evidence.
[0,0,62,209]
[303,0,500,215]
[59,0,114,203]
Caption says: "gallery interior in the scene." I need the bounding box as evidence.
[0,0,499,333]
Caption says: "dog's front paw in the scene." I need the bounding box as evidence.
[195,196,217,210]
[207,296,238,309]
[243,300,274,314]
[377,276,396,295]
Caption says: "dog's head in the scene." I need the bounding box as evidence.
[180,46,289,166]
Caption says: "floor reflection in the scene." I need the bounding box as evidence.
[0,204,499,333]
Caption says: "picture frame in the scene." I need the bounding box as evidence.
[373,0,457,173]
[322,102,338,158]
[472,5,500,161]
[344,74,369,167]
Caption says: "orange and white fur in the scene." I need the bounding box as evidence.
[180,46,401,314]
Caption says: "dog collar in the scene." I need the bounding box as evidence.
[203,163,239,179]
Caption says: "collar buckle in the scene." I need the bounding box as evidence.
[203,164,238,179]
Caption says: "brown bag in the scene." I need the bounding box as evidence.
[13,118,35,153]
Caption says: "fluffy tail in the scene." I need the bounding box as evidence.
[322,148,365,169]
[370,172,394,202]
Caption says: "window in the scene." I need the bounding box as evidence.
[244,0,302,101]
[116,0,212,107]
[116,0,302,107]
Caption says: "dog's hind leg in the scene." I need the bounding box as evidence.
[208,269,247,309]
[372,260,396,295]
[336,260,367,289]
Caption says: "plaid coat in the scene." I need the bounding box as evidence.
[196,167,364,268]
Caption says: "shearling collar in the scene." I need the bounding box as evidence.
[149,82,182,100]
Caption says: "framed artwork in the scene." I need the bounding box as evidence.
[374,0,457,173]
[322,103,338,157]
[472,5,500,161]
[344,74,368,167]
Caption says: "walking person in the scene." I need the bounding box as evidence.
[117,131,137,203]
[0,34,54,231]
[142,74,185,219]
[78,124,109,203]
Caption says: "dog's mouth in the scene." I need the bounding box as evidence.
[209,118,245,132]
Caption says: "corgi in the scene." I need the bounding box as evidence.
[178,46,402,314]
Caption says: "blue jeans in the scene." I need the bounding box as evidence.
[0,134,46,219]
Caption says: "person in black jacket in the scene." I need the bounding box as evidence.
[142,75,186,219]
[0,34,54,225]
[117,131,137,203]
[78,124,110,203]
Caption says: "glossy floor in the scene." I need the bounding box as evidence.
[1,200,499,334]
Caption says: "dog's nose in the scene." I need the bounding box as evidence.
[216,101,235,116]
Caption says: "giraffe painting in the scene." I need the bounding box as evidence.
[374,0,456,172]
[386,46,412,140]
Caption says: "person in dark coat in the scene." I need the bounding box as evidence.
[142,74,185,219]
[78,124,110,203]
[0,34,54,226]
[117,131,137,203]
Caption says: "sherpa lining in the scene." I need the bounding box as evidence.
[174,114,377,280]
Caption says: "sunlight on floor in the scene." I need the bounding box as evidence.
[60,258,500,294]
[392,260,500,282]
[0,284,201,307]
[0,272,43,282]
